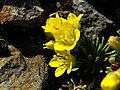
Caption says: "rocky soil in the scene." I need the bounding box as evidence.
[0,0,120,90]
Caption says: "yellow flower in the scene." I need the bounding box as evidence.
[101,69,120,90]
[54,22,80,51]
[42,12,83,51]
[49,50,75,77]
[67,13,84,29]
[42,13,66,35]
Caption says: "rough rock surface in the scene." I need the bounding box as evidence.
[1,0,120,90]
[0,0,49,90]
[0,0,59,25]
[0,4,44,24]
[72,0,116,39]
[0,0,45,27]
[86,0,120,24]
[0,45,48,90]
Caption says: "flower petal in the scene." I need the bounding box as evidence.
[44,18,62,33]
[56,12,60,18]
[67,62,72,74]
[67,13,83,29]
[78,14,84,21]
[54,29,80,51]
[44,40,55,50]
[67,13,77,28]
[55,65,68,77]
[41,26,46,29]
[54,42,67,51]
[49,55,64,67]
[55,50,70,57]
[67,29,80,50]
[67,13,77,23]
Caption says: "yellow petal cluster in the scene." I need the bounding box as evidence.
[42,13,83,51]
[49,51,75,77]
[42,12,83,77]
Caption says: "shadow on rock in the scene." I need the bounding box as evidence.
[86,0,120,25]
[1,19,46,57]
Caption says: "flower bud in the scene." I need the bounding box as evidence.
[108,36,120,53]
[101,68,120,90]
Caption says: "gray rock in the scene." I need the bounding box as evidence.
[0,1,49,89]
[0,45,48,90]
[0,0,45,26]
[0,0,59,25]
[72,0,113,38]
[0,38,10,57]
